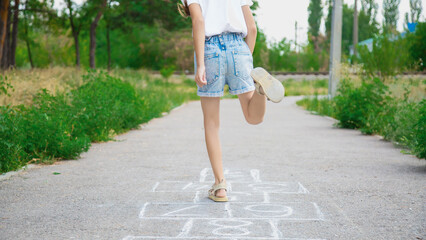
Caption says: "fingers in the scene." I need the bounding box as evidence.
[195,71,207,87]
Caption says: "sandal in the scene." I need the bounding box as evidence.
[208,179,228,202]
[250,67,285,103]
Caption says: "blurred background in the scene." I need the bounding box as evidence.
[0,0,424,72]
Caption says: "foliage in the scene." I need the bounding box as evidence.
[358,33,410,79]
[407,22,426,70]
[333,78,389,129]
[383,0,401,31]
[160,65,176,80]
[282,79,328,96]
[297,77,425,159]
[308,0,323,37]
[0,71,197,173]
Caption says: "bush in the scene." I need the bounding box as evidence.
[0,71,196,173]
[334,78,390,130]
[70,72,146,142]
[297,77,425,159]
[358,34,410,79]
[413,100,426,158]
[407,22,426,70]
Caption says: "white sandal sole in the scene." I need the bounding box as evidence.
[250,67,285,103]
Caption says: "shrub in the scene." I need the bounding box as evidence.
[70,72,146,142]
[413,100,426,158]
[297,77,425,159]
[358,34,410,80]
[0,71,196,173]
[407,22,426,70]
[334,77,390,130]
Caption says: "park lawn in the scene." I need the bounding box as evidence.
[282,79,328,96]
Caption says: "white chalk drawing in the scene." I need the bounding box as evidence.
[123,168,327,240]
[210,219,252,236]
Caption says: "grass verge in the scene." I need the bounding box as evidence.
[0,70,197,173]
[297,77,425,159]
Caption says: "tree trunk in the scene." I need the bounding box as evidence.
[25,34,33,68]
[352,0,359,60]
[73,32,80,67]
[2,5,11,69]
[66,0,81,67]
[10,0,19,68]
[0,0,10,67]
[23,9,33,68]
[89,0,107,69]
[106,20,111,71]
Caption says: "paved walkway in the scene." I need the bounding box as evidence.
[1,97,425,240]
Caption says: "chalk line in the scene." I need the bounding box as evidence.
[313,202,325,220]
[182,182,193,190]
[162,205,201,217]
[176,218,193,238]
[138,202,150,218]
[199,168,209,182]
[269,219,283,239]
[193,191,200,203]
[297,182,310,194]
[151,182,159,192]
[227,182,233,192]
[250,169,261,183]
[263,192,270,203]
[224,202,233,218]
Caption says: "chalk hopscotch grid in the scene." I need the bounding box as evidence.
[123,168,327,240]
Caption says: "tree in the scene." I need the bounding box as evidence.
[325,0,333,40]
[0,0,10,68]
[89,0,107,69]
[65,0,89,67]
[405,0,422,29]
[361,0,378,22]
[10,0,19,68]
[353,0,359,58]
[383,0,401,31]
[308,0,323,52]
[359,0,379,40]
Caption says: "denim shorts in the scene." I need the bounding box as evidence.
[194,32,256,97]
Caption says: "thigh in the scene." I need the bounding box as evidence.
[237,91,254,119]
[200,97,221,125]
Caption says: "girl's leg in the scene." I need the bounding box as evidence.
[200,96,226,198]
[237,90,266,125]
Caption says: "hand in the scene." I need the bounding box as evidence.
[195,65,207,87]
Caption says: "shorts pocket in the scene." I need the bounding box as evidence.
[204,52,220,85]
[232,49,253,78]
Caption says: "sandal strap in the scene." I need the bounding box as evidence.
[210,179,227,193]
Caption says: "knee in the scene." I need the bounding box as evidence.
[246,116,263,125]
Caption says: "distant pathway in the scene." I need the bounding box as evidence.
[0,97,425,240]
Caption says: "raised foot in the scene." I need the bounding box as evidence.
[251,67,285,103]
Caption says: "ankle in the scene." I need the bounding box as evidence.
[215,178,225,184]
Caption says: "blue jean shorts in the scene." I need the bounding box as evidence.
[194,32,256,97]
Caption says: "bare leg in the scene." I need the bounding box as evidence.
[238,90,266,125]
[200,97,226,198]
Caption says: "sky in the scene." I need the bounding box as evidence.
[255,0,425,46]
[55,0,424,46]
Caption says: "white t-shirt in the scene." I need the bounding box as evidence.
[183,0,254,37]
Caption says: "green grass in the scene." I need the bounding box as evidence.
[0,70,198,173]
[282,79,328,96]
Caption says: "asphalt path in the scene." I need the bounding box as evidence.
[1,96,425,240]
